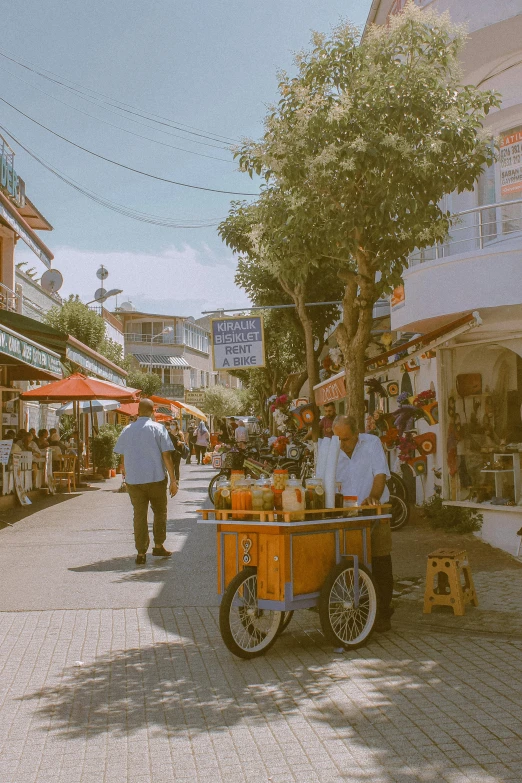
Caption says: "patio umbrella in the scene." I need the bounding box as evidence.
[55,400,121,416]
[21,374,140,485]
[150,395,207,422]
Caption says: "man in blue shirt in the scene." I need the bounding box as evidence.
[114,399,178,565]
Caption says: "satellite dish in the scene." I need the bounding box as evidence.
[94,287,107,302]
[119,301,134,311]
[41,269,64,293]
[96,265,109,281]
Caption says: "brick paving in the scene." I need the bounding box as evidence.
[0,466,521,782]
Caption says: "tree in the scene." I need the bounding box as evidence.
[45,295,129,370]
[220,192,343,430]
[234,4,499,427]
[45,295,106,349]
[203,385,244,419]
[126,370,162,397]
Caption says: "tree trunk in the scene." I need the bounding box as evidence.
[335,246,377,432]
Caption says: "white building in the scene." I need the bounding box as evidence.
[361,0,522,556]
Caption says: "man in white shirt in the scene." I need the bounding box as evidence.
[234,420,249,448]
[333,415,394,633]
[114,399,178,565]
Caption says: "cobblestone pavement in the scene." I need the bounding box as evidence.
[0,466,522,783]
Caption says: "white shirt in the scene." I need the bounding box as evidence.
[336,433,390,504]
[235,425,248,443]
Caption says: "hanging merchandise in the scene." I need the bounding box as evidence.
[414,432,437,455]
[456,374,482,397]
[365,378,388,397]
[291,403,315,430]
[383,380,400,397]
[403,357,421,372]
[422,400,439,425]
[409,456,428,476]
[400,372,414,397]
[393,392,425,436]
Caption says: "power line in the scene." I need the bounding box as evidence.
[0,125,223,228]
[0,95,258,196]
[0,63,233,163]
[0,49,240,146]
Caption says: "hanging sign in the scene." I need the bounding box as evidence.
[500,127,522,197]
[0,440,13,465]
[0,324,62,375]
[211,315,265,370]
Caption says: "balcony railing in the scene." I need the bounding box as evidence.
[0,282,20,313]
[409,197,522,266]
[159,384,185,398]
[125,332,178,344]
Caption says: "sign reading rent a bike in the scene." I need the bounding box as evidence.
[211,315,265,370]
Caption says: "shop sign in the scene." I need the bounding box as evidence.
[66,345,126,386]
[185,389,206,406]
[0,140,25,207]
[314,373,346,406]
[0,325,62,375]
[211,315,265,370]
[500,127,522,197]
[0,440,12,465]
[0,202,52,269]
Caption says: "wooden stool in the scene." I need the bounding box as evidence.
[423,549,478,616]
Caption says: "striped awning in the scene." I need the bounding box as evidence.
[132,354,190,368]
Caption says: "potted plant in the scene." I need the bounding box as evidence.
[90,424,122,478]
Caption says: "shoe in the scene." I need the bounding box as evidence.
[135,553,146,565]
[373,618,392,633]
[152,546,172,557]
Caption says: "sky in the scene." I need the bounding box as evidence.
[6,0,372,316]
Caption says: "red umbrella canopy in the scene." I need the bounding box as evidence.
[20,373,140,403]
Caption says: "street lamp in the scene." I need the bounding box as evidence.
[149,326,174,379]
[86,289,123,306]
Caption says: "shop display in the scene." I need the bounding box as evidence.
[272,469,288,490]
[305,477,325,519]
[214,476,232,510]
[282,475,305,520]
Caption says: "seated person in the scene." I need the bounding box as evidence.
[37,429,49,449]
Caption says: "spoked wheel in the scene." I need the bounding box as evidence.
[208,472,225,504]
[387,472,407,501]
[389,493,410,531]
[319,562,377,649]
[219,568,284,659]
[278,611,294,635]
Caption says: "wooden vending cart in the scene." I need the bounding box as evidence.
[197,506,391,659]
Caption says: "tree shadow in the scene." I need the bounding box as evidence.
[0,490,99,531]
[19,624,517,782]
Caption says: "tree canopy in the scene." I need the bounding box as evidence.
[126,370,162,397]
[203,385,245,419]
[231,3,500,426]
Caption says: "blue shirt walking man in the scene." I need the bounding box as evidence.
[114,398,178,565]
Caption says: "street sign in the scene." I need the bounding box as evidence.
[185,390,206,406]
[211,315,265,370]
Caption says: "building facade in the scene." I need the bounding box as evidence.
[360,1,522,556]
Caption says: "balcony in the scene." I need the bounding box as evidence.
[125,332,178,345]
[159,384,185,399]
[0,282,20,313]
[392,198,522,331]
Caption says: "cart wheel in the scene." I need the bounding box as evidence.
[208,472,222,504]
[278,611,294,635]
[219,568,284,659]
[319,562,377,650]
[389,494,410,531]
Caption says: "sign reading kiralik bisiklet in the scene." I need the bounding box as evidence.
[211,315,265,370]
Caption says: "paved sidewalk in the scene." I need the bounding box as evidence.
[0,466,521,783]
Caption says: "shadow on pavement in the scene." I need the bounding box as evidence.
[0,489,99,531]
[18,627,517,782]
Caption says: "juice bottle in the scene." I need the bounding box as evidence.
[282,475,305,521]
[251,480,264,511]
[273,469,289,491]
[215,476,231,510]
[335,482,344,509]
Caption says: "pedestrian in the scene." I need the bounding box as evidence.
[228,417,239,441]
[168,420,185,481]
[185,419,197,464]
[194,421,210,464]
[234,419,249,447]
[114,398,178,566]
[332,414,394,633]
[305,402,336,441]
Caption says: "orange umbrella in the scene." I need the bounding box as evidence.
[20,374,139,487]
[20,373,139,402]
[118,402,139,417]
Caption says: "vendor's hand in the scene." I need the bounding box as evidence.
[362,496,380,506]
[169,481,178,497]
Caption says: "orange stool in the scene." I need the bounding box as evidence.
[423,549,478,616]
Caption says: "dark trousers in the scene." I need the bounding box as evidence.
[372,555,394,619]
[194,445,206,464]
[127,479,168,554]
[186,442,195,464]
[172,451,181,481]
